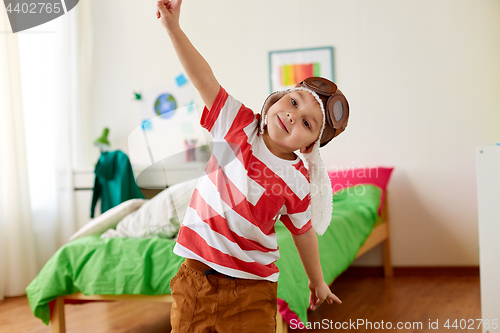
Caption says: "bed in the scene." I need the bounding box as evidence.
[26,167,393,333]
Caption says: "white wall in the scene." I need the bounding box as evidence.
[83,0,500,266]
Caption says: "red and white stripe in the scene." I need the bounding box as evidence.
[174,87,312,282]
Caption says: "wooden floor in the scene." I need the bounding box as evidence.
[291,274,481,332]
[0,274,480,333]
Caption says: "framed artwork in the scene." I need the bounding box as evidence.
[268,46,334,93]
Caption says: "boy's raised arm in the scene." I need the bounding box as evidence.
[157,0,220,109]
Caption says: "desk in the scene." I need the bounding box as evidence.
[72,161,206,229]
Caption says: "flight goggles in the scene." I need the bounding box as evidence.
[295,77,349,147]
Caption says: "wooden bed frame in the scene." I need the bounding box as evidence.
[50,196,392,333]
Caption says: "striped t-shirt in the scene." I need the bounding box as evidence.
[173,87,312,282]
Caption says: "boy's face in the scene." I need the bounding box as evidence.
[264,90,323,158]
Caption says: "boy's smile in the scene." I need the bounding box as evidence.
[263,90,323,160]
[277,115,288,133]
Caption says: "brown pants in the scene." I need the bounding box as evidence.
[170,259,278,333]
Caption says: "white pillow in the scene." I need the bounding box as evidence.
[68,199,147,242]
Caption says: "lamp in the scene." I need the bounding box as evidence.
[94,128,111,151]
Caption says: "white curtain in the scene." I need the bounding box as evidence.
[0,3,88,298]
[0,8,38,300]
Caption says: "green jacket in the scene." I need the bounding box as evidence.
[90,150,144,218]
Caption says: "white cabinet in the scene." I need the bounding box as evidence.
[476,147,500,333]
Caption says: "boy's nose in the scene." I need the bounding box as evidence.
[287,112,294,124]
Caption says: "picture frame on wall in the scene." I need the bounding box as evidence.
[268,46,334,93]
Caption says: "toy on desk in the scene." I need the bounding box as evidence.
[94,128,111,152]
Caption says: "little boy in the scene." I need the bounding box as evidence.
[157,1,349,332]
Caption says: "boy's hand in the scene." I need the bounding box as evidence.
[308,280,342,311]
[156,0,182,32]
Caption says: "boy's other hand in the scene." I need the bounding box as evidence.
[308,280,342,311]
[157,0,182,32]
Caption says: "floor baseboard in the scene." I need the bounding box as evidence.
[341,266,480,277]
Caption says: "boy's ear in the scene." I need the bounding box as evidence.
[299,142,315,154]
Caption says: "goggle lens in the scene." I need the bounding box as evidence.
[333,100,343,121]
[306,78,338,95]
[310,79,331,91]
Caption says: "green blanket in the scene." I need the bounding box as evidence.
[26,184,381,325]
